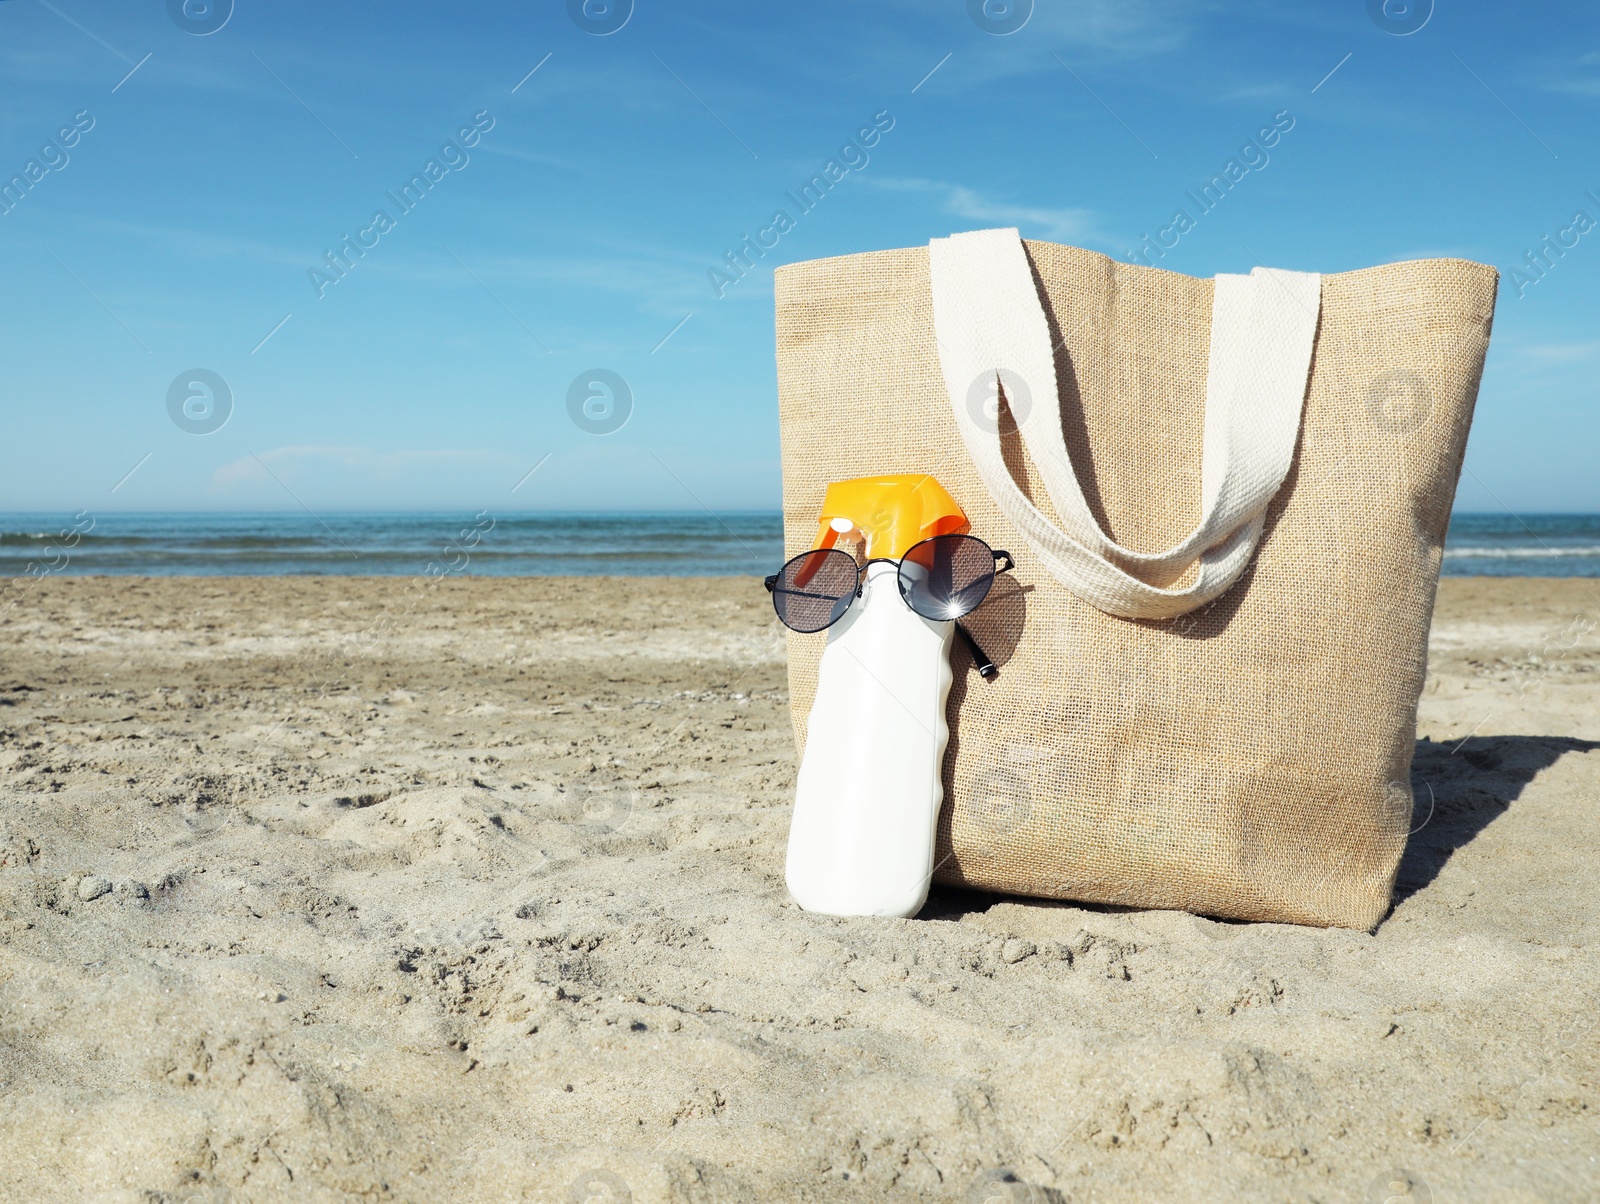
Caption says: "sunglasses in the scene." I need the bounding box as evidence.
[764,533,1015,678]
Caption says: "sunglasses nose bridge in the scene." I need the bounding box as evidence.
[770,540,1009,632]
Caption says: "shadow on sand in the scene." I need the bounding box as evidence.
[920,734,1600,923]
[1395,733,1600,905]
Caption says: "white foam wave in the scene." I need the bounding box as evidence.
[1445,546,1600,559]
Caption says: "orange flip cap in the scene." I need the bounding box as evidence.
[813,474,969,561]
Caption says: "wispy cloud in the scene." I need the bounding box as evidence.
[212,446,511,491]
[1020,0,1201,57]
[1503,340,1600,364]
[868,177,1105,243]
[1538,51,1600,98]
[883,0,1201,64]
[1217,82,1295,103]
[34,213,312,269]
[479,143,581,172]
[819,0,1208,99]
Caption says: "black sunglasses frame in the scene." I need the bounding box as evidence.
[763,534,1014,679]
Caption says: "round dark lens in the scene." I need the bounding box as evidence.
[898,535,995,621]
[772,548,858,633]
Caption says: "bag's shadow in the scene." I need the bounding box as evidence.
[1395,733,1600,905]
[921,733,1600,923]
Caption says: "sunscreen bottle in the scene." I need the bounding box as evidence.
[785,475,970,918]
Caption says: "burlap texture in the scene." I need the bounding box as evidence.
[774,240,1497,930]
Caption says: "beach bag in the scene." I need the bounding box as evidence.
[773,229,1496,929]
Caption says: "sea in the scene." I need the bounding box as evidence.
[0,511,1597,579]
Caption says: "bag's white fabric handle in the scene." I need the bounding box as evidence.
[929,228,1321,620]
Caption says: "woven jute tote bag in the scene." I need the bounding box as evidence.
[773,229,1497,929]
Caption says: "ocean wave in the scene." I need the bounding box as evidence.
[1445,546,1600,558]
[0,530,111,546]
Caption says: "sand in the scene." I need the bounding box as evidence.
[0,574,1596,1202]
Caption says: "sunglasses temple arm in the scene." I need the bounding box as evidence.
[955,622,998,680]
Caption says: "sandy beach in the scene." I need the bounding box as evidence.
[0,574,1596,1202]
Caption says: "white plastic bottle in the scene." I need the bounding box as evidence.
[785,558,955,918]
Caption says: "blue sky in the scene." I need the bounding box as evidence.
[1,0,1597,514]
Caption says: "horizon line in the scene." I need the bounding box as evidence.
[1,507,1597,518]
